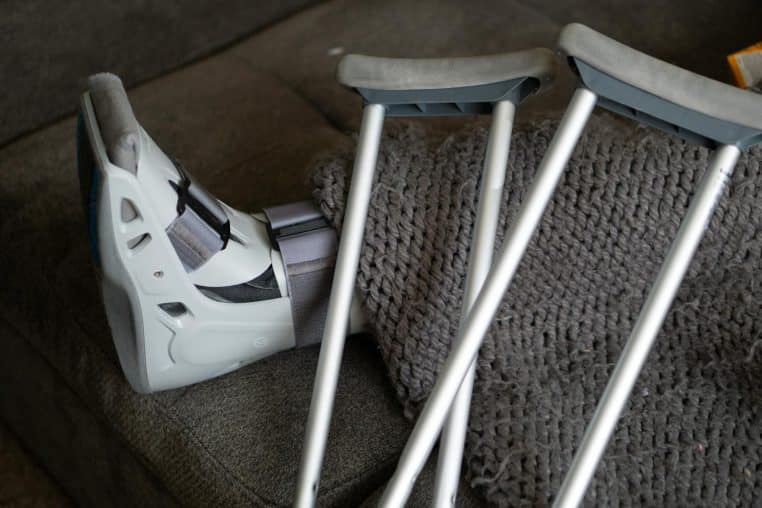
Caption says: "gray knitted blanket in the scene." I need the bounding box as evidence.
[311,117,762,506]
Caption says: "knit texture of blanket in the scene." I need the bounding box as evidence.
[311,116,762,506]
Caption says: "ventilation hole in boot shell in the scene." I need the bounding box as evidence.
[159,302,189,318]
[121,198,140,222]
[127,233,151,250]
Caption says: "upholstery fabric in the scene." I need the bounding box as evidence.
[0,0,318,145]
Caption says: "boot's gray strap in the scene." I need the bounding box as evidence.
[166,161,231,271]
[265,201,337,348]
[166,205,225,271]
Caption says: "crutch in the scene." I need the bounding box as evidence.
[379,23,762,508]
[294,49,557,507]
[551,24,762,508]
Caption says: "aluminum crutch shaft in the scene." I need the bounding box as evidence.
[379,88,598,508]
[552,143,741,508]
[295,103,386,508]
[432,100,516,507]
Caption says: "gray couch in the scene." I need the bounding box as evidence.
[2,1,760,506]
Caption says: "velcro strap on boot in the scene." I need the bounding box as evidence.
[166,161,231,271]
[265,201,337,348]
[166,206,225,271]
